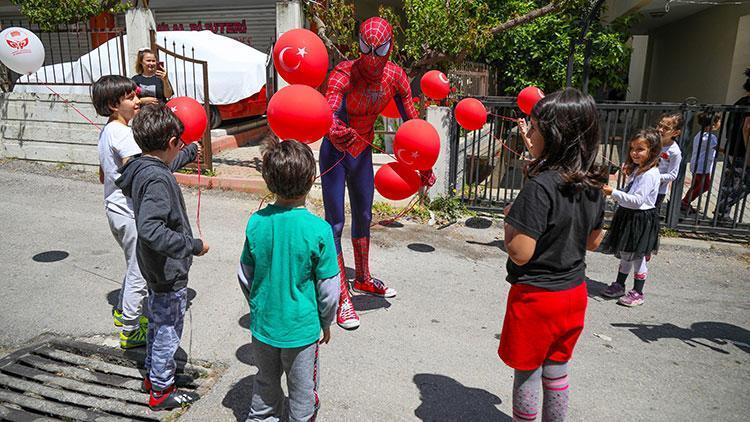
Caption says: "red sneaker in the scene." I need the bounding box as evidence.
[149,384,199,410]
[337,293,360,330]
[353,278,397,298]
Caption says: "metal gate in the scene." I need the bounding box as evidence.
[150,30,212,170]
[448,97,750,239]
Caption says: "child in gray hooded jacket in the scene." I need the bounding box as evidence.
[117,104,209,410]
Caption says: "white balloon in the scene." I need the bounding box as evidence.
[0,27,45,75]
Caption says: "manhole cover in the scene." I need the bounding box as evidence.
[0,335,222,421]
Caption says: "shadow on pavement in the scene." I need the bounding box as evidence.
[222,374,255,422]
[239,313,250,329]
[414,373,510,421]
[408,243,435,253]
[236,342,255,366]
[611,321,750,354]
[585,277,609,298]
[32,250,69,263]
[465,217,493,229]
[466,239,507,252]
[351,294,391,311]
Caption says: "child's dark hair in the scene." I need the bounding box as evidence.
[131,104,184,152]
[696,112,721,129]
[527,87,607,194]
[743,67,750,93]
[624,129,661,175]
[91,75,137,117]
[262,138,316,199]
[659,112,684,139]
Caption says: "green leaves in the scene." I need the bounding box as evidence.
[10,0,132,31]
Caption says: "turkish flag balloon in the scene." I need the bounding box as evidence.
[393,119,440,171]
[517,86,545,115]
[267,85,332,143]
[166,97,207,143]
[375,162,421,200]
[273,29,329,88]
[455,98,487,131]
[420,70,450,100]
[0,27,45,75]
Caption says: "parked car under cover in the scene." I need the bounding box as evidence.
[12,30,268,127]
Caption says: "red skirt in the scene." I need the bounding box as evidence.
[498,282,587,370]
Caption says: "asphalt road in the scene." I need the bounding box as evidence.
[1,160,748,421]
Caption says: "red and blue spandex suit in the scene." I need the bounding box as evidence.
[321,17,424,323]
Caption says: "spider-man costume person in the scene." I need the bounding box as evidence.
[321,17,433,330]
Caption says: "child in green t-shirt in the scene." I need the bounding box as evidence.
[238,139,340,421]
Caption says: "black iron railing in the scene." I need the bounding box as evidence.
[448,97,750,239]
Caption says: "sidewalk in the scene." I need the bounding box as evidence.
[1,162,748,421]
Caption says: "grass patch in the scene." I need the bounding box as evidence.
[659,227,679,238]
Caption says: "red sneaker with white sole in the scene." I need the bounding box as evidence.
[337,293,360,330]
[353,278,396,298]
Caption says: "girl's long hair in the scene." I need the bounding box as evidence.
[623,129,661,176]
[135,49,154,75]
[526,87,608,195]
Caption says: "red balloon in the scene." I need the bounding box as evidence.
[420,70,450,100]
[380,98,400,118]
[517,86,545,115]
[455,98,487,131]
[393,119,440,171]
[273,29,329,88]
[166,97,207,143]
[375,162,421,200]
[267,85,332,143]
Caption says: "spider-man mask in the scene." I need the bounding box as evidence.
[357,17,392,82]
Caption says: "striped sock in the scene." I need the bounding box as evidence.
[541,373,569,422]
[513,368,541,421]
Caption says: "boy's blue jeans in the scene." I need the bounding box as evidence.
[145,287,187,391]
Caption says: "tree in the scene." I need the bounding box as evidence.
[306,0,634,98]
[10,0,132,31]
[483,0,634,98]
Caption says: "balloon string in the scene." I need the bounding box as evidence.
[256,192,274,212]
[488,112,521,123]
[196,156,203,238]
[45,85,102,130]
[316,152,346,180]
[372,194,421,228]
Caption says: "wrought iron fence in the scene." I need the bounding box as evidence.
[150,30,212,170]
[0,19,126,90]
[448,97,750,239]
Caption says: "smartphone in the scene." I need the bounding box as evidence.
[158,61,165,70]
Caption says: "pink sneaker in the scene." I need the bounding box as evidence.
[353,278,396,298]
[618,290,644,307]
[601,282,626,298]
[337,293,360,330]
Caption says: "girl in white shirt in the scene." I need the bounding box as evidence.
[600,129,662,307]
[681,113,721,213]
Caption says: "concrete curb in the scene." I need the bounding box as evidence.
[174,172,268,194]
[210,125,270,155]
[658,236,748,253]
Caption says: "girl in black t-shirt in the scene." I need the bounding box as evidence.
[500,88,607,422]
[132,49,173,105]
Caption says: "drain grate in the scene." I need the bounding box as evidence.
[0,335,219,421]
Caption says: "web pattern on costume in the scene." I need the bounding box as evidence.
[325,17,418,158]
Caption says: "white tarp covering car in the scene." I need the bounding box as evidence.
[13,30,267,105]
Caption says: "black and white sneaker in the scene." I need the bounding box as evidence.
[149,385,200,410]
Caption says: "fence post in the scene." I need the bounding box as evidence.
[125,6,157,77]
[426,106,453,200]
[275,0,303,90]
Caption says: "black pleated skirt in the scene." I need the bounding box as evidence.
[600,207,660,259]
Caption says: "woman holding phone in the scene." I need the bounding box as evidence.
[132,48,173,105]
